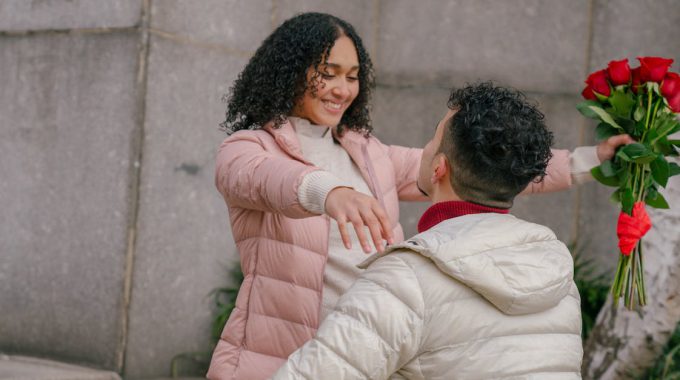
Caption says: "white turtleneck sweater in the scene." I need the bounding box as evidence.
[290,117,375,321]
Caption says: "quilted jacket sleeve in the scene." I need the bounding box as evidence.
[521,147,599,194]
[271,254,425,380]
[215,132,320,219]
[387,145,428,202]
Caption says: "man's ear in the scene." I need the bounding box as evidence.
[430,154,449,184]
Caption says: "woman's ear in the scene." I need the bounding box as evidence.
[430,154,449,184]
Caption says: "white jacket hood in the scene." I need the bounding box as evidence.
[360,213,574,315]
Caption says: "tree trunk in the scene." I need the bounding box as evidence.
[582,169,680,379]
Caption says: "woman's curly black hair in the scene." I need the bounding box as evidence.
[221,12,375,136]
[441,82,554,206]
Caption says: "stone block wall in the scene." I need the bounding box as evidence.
[1,0,678,378]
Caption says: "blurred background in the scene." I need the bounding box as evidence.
[1,0,679,378]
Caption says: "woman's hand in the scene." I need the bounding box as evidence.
[596,134,636,162]
[325,187,394,253]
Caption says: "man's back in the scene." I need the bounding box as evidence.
[273,213,582,379]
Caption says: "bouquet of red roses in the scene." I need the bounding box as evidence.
[578,56,680,310]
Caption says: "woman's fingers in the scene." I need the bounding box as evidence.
[336,218,352,250]
[349,213,372,253]
[359,209,385,253]
[597,134,636,162]
[326,187,393,253]
[372,204,394,245]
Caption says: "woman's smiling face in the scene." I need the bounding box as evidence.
[292,35,360,127]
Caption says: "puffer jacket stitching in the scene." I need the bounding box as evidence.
[314,336,371,379]
[389,255,427,318]
[363,256,425,379]
[434,238,558,261]
[249,310,319,329]
[359,308,416,380]
[230,344,285,360]
[484,250,569,312]
[253,273,321,294]
[230,241,262,378]
[237,236,327,259]
[347,276,421,320]
[421,331,581,354]
[332,307,400,354]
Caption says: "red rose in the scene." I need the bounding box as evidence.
[667,93,680,113]
[631,67,643,94]
[617,202,652,256]
[638,56,674,83]
[661,72,680,98]
[581,86,597,100]
[585,69,611,97]
[607,59,631,86]
[662,72,680,113]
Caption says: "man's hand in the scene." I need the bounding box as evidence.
[325,187,394,253]
[596,134,636,162]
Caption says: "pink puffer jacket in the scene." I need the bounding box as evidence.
[207,120,572,380]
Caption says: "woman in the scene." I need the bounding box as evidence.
[207,12,628,380]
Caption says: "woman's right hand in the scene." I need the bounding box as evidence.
[325,187,394,253]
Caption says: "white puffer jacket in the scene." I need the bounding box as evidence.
[272,213,583,379]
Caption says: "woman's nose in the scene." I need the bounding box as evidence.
[331,79,351,99]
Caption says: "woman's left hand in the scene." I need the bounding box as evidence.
[596,134,636,162]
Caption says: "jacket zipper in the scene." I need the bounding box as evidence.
[361,144,387,211]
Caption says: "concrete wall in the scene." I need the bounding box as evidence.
[1,0,678,378]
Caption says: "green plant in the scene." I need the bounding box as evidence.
[572,250,610,340]
[210,263,244,343]
[640,323,680,379]
[169,262,244,377]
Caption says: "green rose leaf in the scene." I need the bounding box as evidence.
[591,166,619,187]
[617,143,657,164]
[600,160,617,177]
[618,169,631,187]
[610,189,621,203]
[654,136,678,156]
[609,90,636,118]
[654,118,680,140]
[645,191,670,209]
[590,106,624,130]
[650,155,670,187]
[595,123,620,140]
[669,162,680,177]
[577,101,606,120]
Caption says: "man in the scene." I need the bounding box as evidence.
[272,83,584,379]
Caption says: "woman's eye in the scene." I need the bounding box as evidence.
[347,77,359,82]
[320,73,335,79]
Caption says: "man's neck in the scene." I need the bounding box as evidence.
[429,184,461,204]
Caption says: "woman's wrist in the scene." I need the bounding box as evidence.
[298,170,352,214]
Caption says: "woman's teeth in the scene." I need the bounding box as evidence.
[323,100,342,110]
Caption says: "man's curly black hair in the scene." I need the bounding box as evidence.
[221,12,374,136]
[440,82,554,207]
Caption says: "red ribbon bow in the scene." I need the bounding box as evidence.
[617,202,652,256]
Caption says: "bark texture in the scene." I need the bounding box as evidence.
[582,168,680,379]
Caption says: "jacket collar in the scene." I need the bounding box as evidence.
[264,118,383,205]
[263,118,370,165]
[359,213,573,315]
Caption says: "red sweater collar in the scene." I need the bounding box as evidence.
[417,200,509,233]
